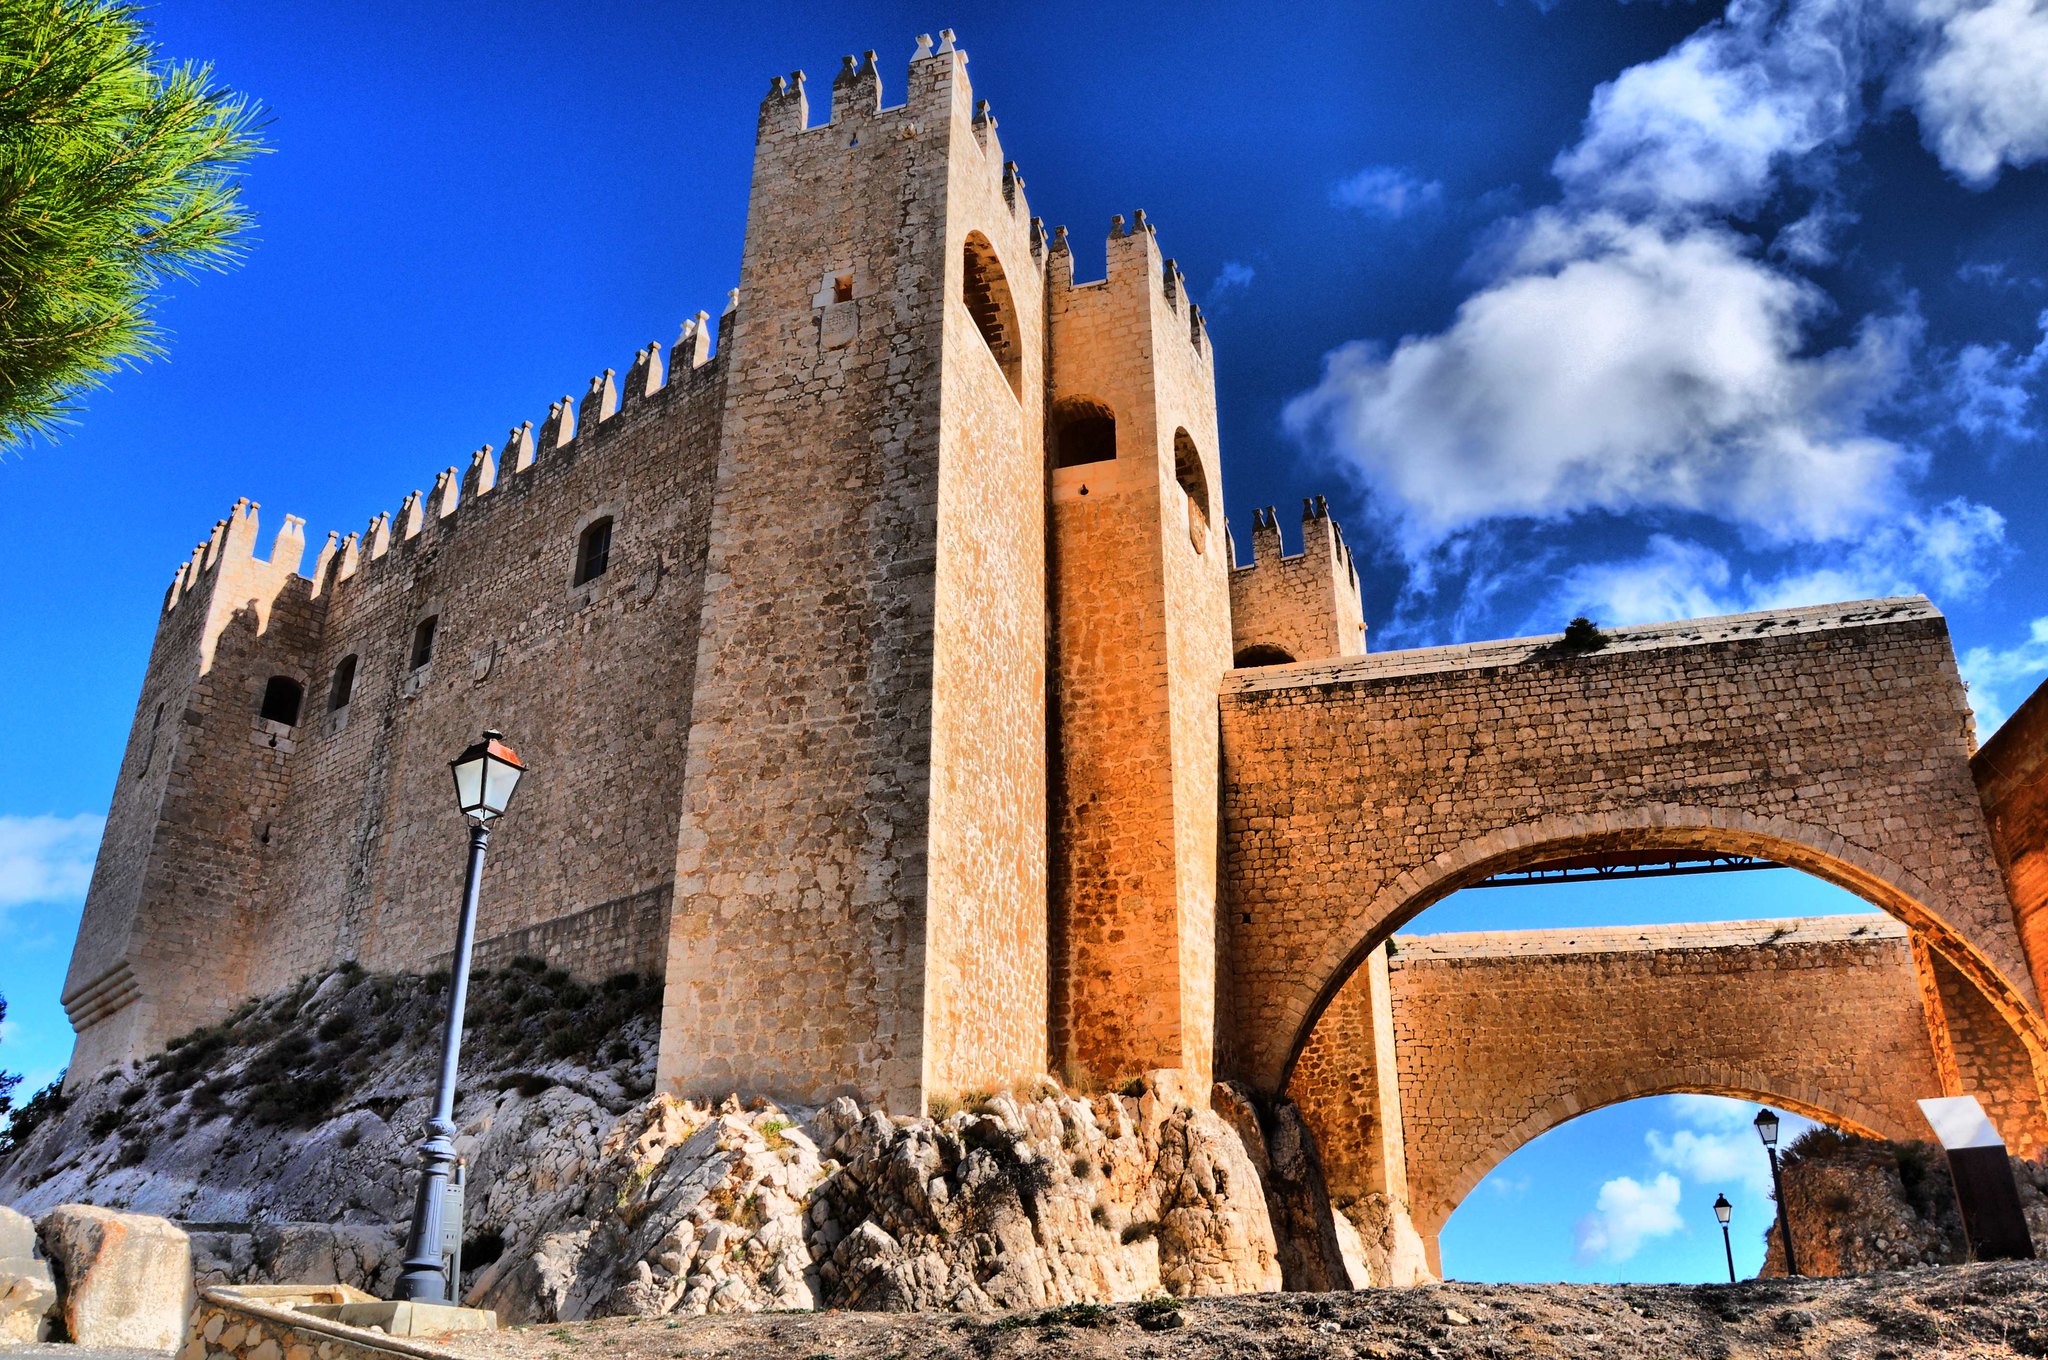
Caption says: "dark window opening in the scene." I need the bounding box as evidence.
[962,232,1022,398]
[832,273,855,304]
[259,676,304,727]
[1234,644,1296,668]
[328,655,358,712]
[137,702,164,778]
[575,516,613,586]
[410,616,437,671]
[1174,428,1211,554]
[1053,396,1117,468]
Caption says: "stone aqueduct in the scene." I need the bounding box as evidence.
[60,33,2048,1282]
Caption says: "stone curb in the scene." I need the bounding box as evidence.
[188,1288,464,1360]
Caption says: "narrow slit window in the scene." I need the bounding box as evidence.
[329,655,358,712]
[832,273,855,303]
[137,702,164,778]
[575,516,613,586]
[259,676,304,727]
[410,616,438,671]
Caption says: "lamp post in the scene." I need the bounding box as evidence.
[395,730,527,1305]
[1713,1193,1735,1283]
[1755,1107,1799,1277]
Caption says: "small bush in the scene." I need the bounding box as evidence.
[0,1074,71,1155]
[245,1074,346,1128]
[87,1107,125,1140]
[115,1137,150,1168]
[316,1014,354,1042]
[1562,616,1610,651]
[1120,1220,1159,1244]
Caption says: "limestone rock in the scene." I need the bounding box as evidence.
[0,1255,57,1343]
[38,1204,194,1348]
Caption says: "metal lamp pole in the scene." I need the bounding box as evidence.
[395,731,526,1305]
[1755,1108,1800,1277]
[1713,1193,1735,1283]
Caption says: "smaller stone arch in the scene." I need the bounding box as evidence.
[962,232,1022,398]
[1425,1080,1895,1240]
[1234,644,1296,668]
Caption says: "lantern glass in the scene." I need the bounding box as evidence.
[450,730,526,820]
[1753,1108,1780,1148]
[1713,1193,1732,1225]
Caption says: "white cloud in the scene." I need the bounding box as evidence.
[0,813,105,910]
[1208,260,1255,298]
[1286,214,1920,558]
[1960,616,2048,734]
[1554,0,1865,216]
[1573,1172,1686,1263]
[1648,1127,1775,1197]
[1331,166,1444,220]
[1889,0,2048,188]
[1557,498,2007,626]
[1947,312,2048,443]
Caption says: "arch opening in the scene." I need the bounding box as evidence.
[1052,395,1116,468]
[259,676,303,727]
[1234,643,1296,668]
[1173,428,1210,554]
[961,232,1022,398]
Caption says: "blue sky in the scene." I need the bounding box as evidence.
[3,0,2045,1281]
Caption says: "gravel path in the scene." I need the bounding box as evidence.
[434,1260,2048,1360]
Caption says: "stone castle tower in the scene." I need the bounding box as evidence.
[61,33,1366,1116]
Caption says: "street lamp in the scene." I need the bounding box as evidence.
[395,730,527,1305]
[1713,1193,1735,1283]
[1755,1107,1800,1277]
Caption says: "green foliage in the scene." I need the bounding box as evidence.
[0,0,266,447]
[0,1070,68,1156]
[0,996,16,1116]
[1562,616,1610,651]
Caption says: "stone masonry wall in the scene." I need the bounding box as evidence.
[1977,680,2048,1005]
[1285,941,1408,1212]
[1217,599,2042,1096]
[1378,917,1946,1237]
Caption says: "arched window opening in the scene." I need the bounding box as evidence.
[1234,644,1295,668]
[137,702,164,778]
[259,676,304,727]
[1174,428,1211,554]
[328,655,358,712]
[575,516,613,586]
[1053,396,1116,468]
[962,232,1022,398]
[410,616,438,671]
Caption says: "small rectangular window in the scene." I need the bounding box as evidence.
[575,517,613,586]
[329,655,358,711]
[833,273,855,303]
[260,676,304,727]
[411,617,437,670]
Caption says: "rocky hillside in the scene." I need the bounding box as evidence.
[1763,1128,2048,1276]
[0,963,1318,1320]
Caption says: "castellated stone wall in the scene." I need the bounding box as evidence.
[1217,599,2043,1097]
[1978,681,2048,1004]
[1226,500,1367,666]
[659,42,1051,1114]
[65,305,729,1080]
[1377,917,1942,1240]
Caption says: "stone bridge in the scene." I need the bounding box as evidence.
[1292,916,1945,1250]
[1216,598,2047,1119]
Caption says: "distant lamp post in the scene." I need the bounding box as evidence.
[395,730,527,1304]
[1755,1107,1800,1277]
[1713,1193,1736,1283]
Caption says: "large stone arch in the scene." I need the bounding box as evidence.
[1216,602,2047,1103]
[1272,805,2047,1094]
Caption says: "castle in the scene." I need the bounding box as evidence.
[62,33,2048,1273]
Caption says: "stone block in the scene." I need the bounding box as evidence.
[0,1255,57,1342]
[38,1203,194,1349]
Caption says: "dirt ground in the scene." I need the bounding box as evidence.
[433,1260,2048,1360]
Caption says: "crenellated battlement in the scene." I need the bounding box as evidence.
[1228,496,1368,663]
[164,312,732,614]
[1047,209,1212,362]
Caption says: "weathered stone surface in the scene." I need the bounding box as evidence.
[38,1203,194,1348]
[0,1254,58,1343]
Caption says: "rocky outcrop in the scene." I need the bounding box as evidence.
[0,1204,56,1342]
[470,1070,1281,1321]
[2,965,1300,1319]
[1762,1130,2048,1276]
[38,1203,195,1348]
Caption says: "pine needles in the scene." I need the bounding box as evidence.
[0,0,265,449]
